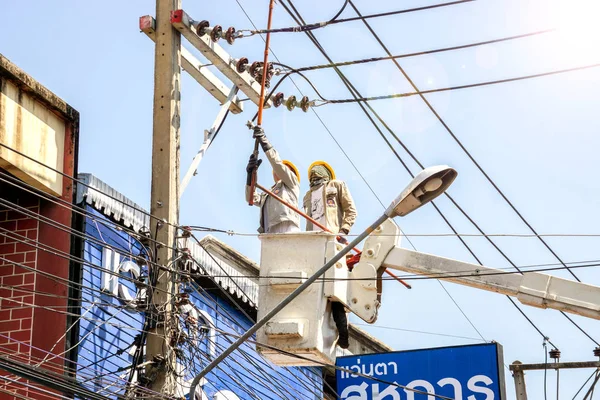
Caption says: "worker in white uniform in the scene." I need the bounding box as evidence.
[302,161,357,349]
[245,126,301,234]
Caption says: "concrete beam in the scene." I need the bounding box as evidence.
[170,10,271,109]
[140,15,243,114]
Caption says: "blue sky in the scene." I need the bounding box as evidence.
[2,0,600,398]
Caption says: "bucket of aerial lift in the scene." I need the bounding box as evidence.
[256,232,341,366]
[256,219,402,366]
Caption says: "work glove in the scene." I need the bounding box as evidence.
[246,154,262,186]
[336,228,350,246]
[253,126,273,152]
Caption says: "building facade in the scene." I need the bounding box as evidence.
[71,174,392,399]
[73,174,323,399]
[0,54,79,399]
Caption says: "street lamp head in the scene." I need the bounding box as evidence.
[385,166,458,218]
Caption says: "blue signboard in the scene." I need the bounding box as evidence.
[336,343,505,400]
[75,205,323,400]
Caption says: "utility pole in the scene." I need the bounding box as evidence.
[146,0,181,396]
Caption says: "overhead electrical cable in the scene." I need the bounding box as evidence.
[346,0,597,343]
[234,0,417,254]
[183,261,600,284]
[212,328,458,400]
[279,0,490,342]
[239,0,473,37]
[280,0,556,345]
[0,354,115,400]
[234,0,421,254]
[181,275,324,399]
[314,62,600,104]
[0,199,170,292]
[0,227,163,300]
[0,170,170,253]
[352,323,486,341]
[348,0,587,282]
[0,337,169,400]
[188,224,600,238]
[0,142,181,231]
[288,28,555,72]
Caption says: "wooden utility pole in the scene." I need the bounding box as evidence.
[146,0,181,396]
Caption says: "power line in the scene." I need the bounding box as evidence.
[0,142,180,231]
[234,0,420,252]
[346,0,597,343]
[315,62,600,104]
[0,354,115,400]
[352,323,486,341]
[240,0,474,36]
[281,0,557,346]
[288,28,555,72]
[213,327,458,400]
[350,0,588,281]
[279,0,490,346]
[190,226,600,238]
[0,169,165,252]
[183,261,600,284]
[0,198,172,293]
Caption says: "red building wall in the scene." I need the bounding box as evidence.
[0,58,79,399]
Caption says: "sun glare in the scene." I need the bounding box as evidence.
[550,0,600,64]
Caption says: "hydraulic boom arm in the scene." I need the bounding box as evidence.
[382,247,600,320]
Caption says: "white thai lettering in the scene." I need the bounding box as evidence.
[467,375,495,400]
[403,379,436,400]
[372,383,401,400]
[340,382,368,400]
[362,362,374,377]
[438,377,463,400]
[100,248,142,311]
[374,363,387,375]
[387,361,398,374]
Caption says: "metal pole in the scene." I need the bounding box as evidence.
[255,183,412,289]
[583,371,600,400]
[248,0,276,205]
[511,362,528,400]
[189,213,389,398]
[147,0,181,396]
[181,85,239,196]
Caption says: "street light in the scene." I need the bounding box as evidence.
[386,165,457,218]
[189,166,457,398]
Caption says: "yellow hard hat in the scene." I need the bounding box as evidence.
[283,160,300,183]
[308,160,336,180]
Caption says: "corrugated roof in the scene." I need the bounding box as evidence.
[77,173,150,233]
[187,238,258,306]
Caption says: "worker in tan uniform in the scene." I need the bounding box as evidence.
[302,161,357,349]
[246,126,301,234]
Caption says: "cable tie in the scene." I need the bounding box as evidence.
[312,100,329,107]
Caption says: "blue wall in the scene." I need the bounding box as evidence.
[75,205,323,399]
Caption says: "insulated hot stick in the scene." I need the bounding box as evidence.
[248,0,276,206]
[255,182,411,289]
